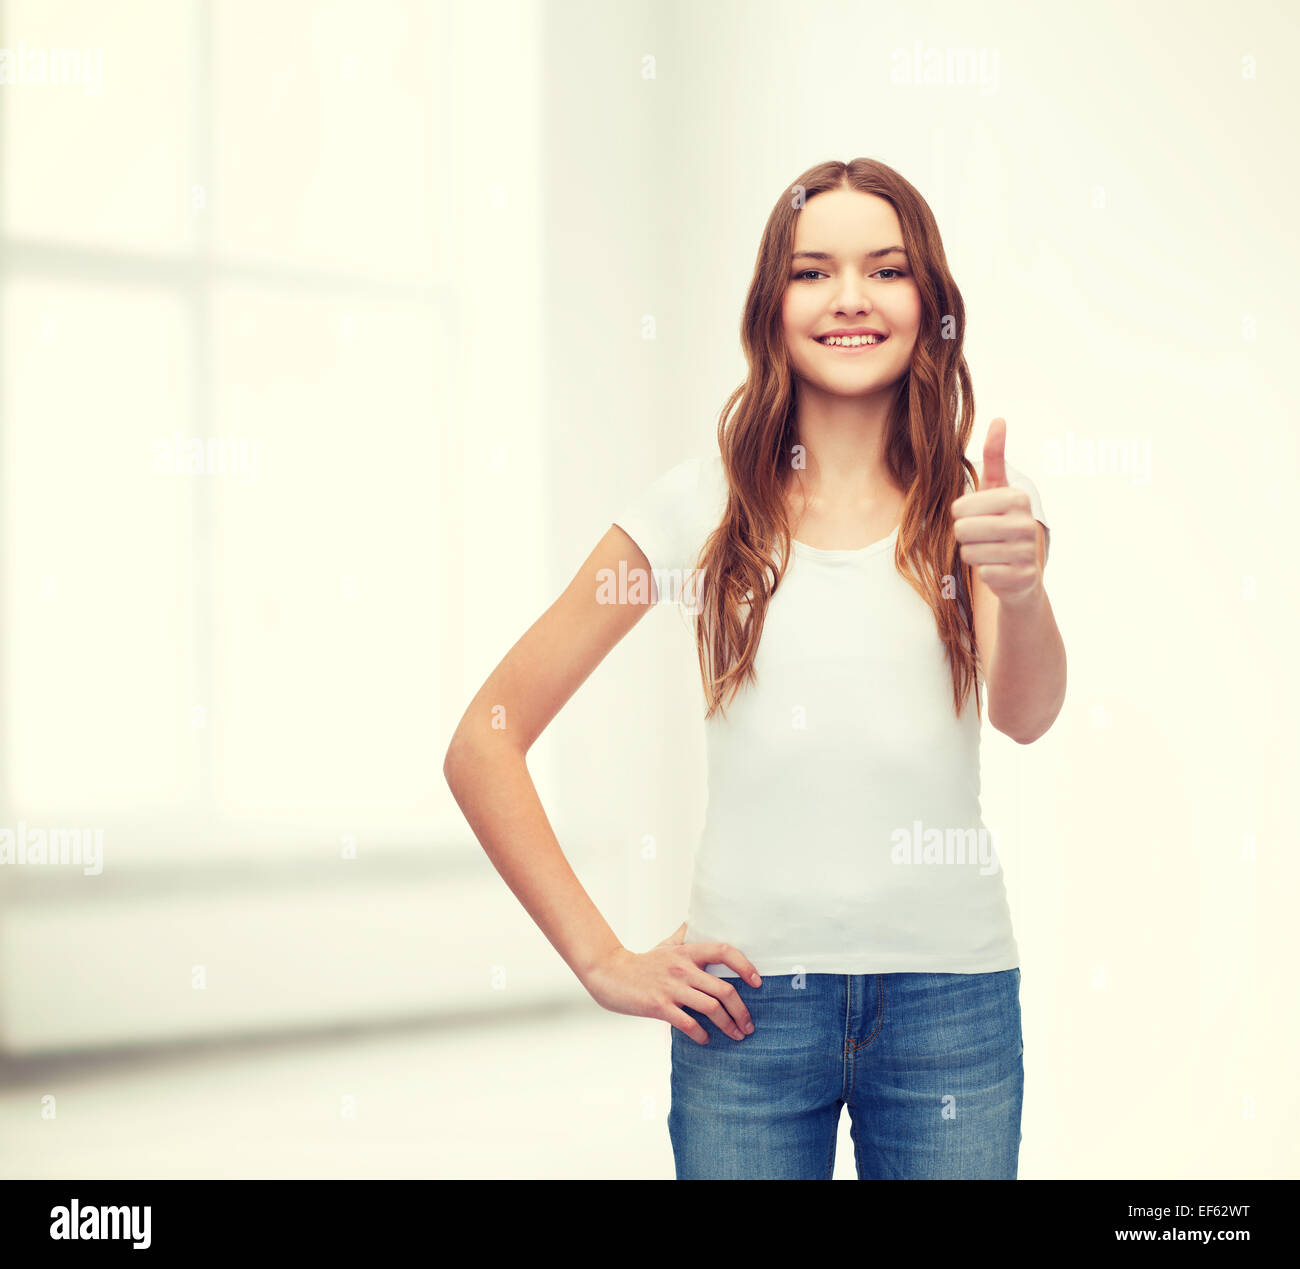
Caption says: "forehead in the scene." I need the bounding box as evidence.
[792,188,902,250]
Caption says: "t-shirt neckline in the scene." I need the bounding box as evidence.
[791,524,899,561]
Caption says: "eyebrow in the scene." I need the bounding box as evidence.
[791,247,908,262]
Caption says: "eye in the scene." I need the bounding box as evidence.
[791,267,907,282]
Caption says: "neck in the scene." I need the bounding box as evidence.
[784,383,903,502]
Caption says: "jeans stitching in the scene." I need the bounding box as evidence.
[841,975,852,1103]
[848,974,884,1052]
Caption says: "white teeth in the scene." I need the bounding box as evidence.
[819,334,886,346]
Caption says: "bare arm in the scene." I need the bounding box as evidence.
[442,525,652,983]
[971,520,1067,744]
[955,420,1067,745]
[442,524,761,1044]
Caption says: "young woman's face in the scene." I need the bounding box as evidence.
[782,188,922,397]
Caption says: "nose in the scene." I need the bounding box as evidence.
[833,274,874,316]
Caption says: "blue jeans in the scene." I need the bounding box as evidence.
[668,969,1023,1179]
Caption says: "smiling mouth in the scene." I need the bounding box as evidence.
[814,333,889,349]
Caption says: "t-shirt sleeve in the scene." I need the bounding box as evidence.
[611,454,710,577]
[976,457,1051,563]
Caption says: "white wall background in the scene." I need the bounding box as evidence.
[0,0,1295,1180]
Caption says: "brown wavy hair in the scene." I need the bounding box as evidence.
[693,158,985,722]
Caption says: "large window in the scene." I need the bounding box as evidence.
[1,0,545,870]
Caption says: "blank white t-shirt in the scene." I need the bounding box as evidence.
[613,452,1049,976]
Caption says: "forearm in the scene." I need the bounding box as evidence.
[986,583,1067,744]
[443,736,624,986]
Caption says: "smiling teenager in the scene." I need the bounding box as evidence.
[444,158,1066,1180]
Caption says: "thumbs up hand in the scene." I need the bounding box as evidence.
[949,418,1043,607]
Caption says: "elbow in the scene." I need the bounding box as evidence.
[444,729,523,790]
[1006,724,1045,746]
[990,714,1036,745]
[989,668,1067,746]
[443,732,472,789]
[996,700,1064,745]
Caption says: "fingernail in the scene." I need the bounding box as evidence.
[750,973,762,986]
[744,1022,754,1034]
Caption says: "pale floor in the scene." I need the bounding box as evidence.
[0,1003,872,1180]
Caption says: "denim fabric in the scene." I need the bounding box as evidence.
[668,969,1023,1179]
